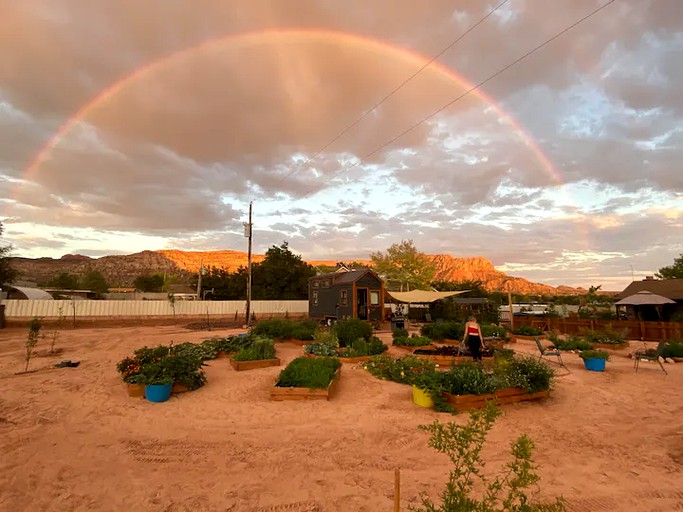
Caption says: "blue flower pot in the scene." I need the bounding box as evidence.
[583,358,606,372]
[145,384,173,402]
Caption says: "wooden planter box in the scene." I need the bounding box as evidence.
[443,387,550,411]
[279,338,311,346]
[592,342,629,351]
[171,383,190,394]
[394,344,435,351]
[412,353,495,367]
[126,383,144,397]
[304,353,374,363]
[270,367,341,401]
[229,357,281,371]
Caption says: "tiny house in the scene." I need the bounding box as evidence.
[308,268,385,323]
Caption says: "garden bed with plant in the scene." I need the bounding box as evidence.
[116,344,208,399]
[250,318,317,343]
[582,329,629,350]
[663,340,683,361]
[410,345,500,367]
[270,357,342,401]
[391,329,434,350]
[509,324,545,341]
[228,336,280,371]
[362,351,554,413]
[303,320,387,362]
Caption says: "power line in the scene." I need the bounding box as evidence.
[296,0,617,200]
[276,0,512,184]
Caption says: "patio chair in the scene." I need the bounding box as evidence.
[633,340,667,375]
[535,336,568,370]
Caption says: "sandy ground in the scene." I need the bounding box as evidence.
[0,325,681,512]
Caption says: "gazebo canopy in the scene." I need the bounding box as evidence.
[614,290,676,306]
[386,290,466,303]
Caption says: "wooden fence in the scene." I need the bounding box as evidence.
[513,317,683,341]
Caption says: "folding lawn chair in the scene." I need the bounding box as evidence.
[535,336,568,370]
[633,340,667,375]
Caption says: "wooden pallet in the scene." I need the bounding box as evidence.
[228,357,281,371]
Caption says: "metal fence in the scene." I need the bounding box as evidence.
[1,299,309,319]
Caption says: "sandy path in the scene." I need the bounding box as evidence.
[0,326,681,511]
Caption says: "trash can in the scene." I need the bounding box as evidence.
[391,319,405,330]
[0,304,5,329]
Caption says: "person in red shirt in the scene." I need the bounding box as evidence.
[463,316,485,362]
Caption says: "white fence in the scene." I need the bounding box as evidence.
[1,300,309,319]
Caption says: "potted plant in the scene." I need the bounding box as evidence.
[579,349,609,372]
[136,362,174,402]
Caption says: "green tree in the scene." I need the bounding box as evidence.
[133,274,165,292]
[196,267,248,300]
[81,270,109,294]
[49,273,81,290]
[656,253,683,279]
[251,242,316,300]
[370,239,436,291]
[0,220,19,287]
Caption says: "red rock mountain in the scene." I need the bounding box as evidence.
[10,250,578,295]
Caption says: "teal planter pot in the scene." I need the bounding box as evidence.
[145,384,173,402]
[583,358,606,372]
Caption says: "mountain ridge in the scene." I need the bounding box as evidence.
[10,249,581,295]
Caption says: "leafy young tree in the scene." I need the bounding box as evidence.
[370,239,436,291]
[81,270,109,294]
[656,253,683,279]
[133,274,165,292]
[0,220,19,287]
[49,273,81,290]
[251,242,316,300]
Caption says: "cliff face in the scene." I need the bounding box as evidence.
[10,250,577,295]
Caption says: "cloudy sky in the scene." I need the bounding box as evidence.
[1,0,681,290]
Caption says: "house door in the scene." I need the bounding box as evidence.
[356,288,368,320]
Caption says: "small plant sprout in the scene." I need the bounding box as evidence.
[25,317,42,373]
[49,305,65,353]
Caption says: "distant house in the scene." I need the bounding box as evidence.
[615,277,683,321]
[308,268,385,323]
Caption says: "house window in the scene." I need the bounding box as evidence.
[312,281,320,288]
[370,290,380,305]
[312,290,319,306]
[322,279,331,288]
[340,290,348,307]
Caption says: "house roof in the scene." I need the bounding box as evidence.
[614,290,676,306]
[615,279,683,300]
[386,290,466,303]
[311,268,378,285]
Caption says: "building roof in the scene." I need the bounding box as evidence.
[8,286,54,300]
[311,268,378,285]
[614,290,676,306]
[615,279,683,300]
[386,290,466,303]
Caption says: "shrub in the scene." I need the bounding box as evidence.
[663,341,683,358]
[313,326,339,346]
[503,356,556,393]
[392,328,409,342]
[441,363,498,396]
[393,334,433,347]
[116,343,207,390]
[172,341,219,361]
[201,335,254,355]
[232,336,277,361]
[304,342,338,357]
[421,321,464,341]
[481,323,507,338]
[334,318,372,346]
[552,335,594,351]
[24,317,42,373]
[512,324,542,336]
[339,336,387,357]
[276,357,341,388]
[578,350,610,360]
[362,355,435,384]
[250,318,294,339]
[290,321,317,341]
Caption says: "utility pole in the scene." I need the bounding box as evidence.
[196,258,203,300]
[244,201,253,326]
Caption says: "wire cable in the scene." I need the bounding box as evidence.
[276,0,512,184]
[296,0,617,200]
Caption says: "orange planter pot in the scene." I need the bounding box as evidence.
[270,367,341,401]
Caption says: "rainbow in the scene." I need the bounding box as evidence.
[23,28,563,186]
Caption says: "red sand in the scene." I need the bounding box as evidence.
[0,325,681,511]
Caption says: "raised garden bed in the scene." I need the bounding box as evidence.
[270,367,341,401]
[412,346,496,366]
[443,387,550,411]
[304,353,373,364]
[229,357,281,371]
